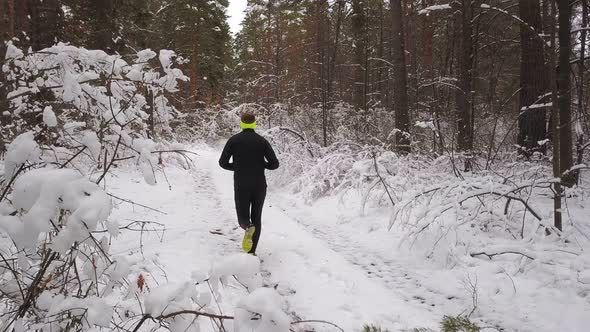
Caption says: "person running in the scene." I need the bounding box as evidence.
[218,112,279,255]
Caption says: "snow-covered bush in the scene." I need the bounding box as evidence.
[264,130,438,205]
[0,131,121,330]
[1,42,187,166]
[180,102,399,147]
[0,44,295,331]
[0,42,185,330]
[266,124,590,301]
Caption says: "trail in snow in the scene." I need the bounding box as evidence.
[202,147,440,330]
[109,145,439,331]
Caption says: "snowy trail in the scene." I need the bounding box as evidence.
[109,145,440,331]
[200,147,440,331]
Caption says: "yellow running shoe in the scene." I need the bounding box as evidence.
[242,226,256,253]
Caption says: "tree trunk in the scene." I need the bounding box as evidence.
[517,0,549,156]
[576,0,588,183]
[328,0,344,100]
[391,0,410,152]
[352,0,367,112]
[2,0,16,43]
[147,88,155,139]
[28,0,61,51]
[90,0,115,52]
[419,0,437,152]
[377,1,385,105]
[0,0,15,153]
[190,45,199,105]
[549,0,562,231]
[323,0,344,145]
[454,0,474,169]
[406,1,418,117]
[274,10,282,103]
[315,0,329,146]
[557,0,575,186]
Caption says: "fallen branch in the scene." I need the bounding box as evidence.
[152,149,198,156]
[291,319,345,332]
[470,250,535,260]
[107,193,167,215]
[91,220,166,233]
[278,127,306,141]
[486,191,542,221]
[158,310,234,321]
[130,306,344,332]
[277,127,315,158]
[132,310,233,332]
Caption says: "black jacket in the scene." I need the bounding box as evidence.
[219,129,279,187]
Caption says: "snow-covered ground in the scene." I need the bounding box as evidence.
[106,143,590,332]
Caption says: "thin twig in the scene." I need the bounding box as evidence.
[371,152,395,206]
[59,146,87,169]
[0,164,26,202]
[96,134,123,185]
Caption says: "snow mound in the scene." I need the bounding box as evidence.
[144,281,200,316]
[209,253,261,295]
[234,287,290,332]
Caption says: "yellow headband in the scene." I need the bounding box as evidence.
[240,121,256,129]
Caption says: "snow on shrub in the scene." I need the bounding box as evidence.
[3,131,40,178]
[42,106,57,127]
[1,41,188,178]
[125,253,288,332]
[7,168,111,251]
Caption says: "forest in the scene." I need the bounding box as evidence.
[1,0,590,332]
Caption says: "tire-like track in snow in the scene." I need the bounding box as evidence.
[272,204,460,312]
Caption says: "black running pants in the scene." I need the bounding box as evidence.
[234,184,266,254]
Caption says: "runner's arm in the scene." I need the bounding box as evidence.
[219,139,235,171]
[264,140,279,170]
